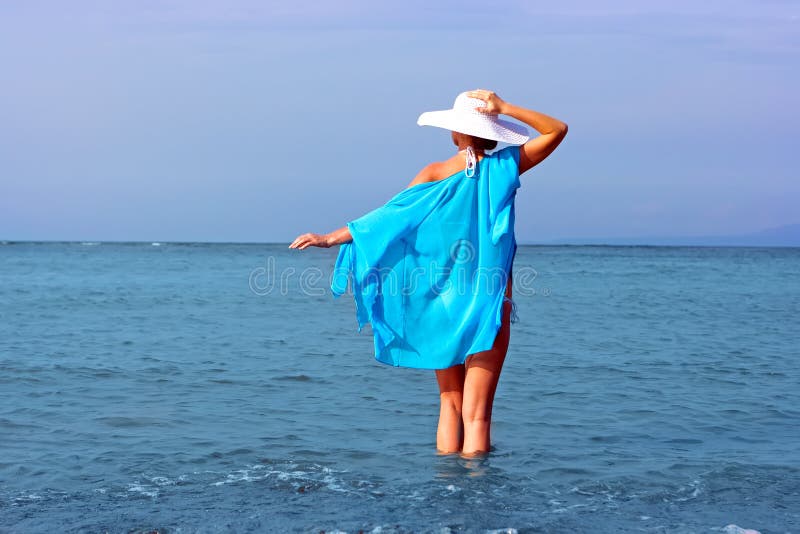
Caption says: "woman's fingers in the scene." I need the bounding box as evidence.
[289,233,323,250]
[467,89,502,114]
[289,233,309,248]
[468,89,492,98]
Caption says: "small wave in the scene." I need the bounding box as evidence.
[0,418,42,430]
[207,460,354,495]
[722,525,762,534]
[114,473,191,500]
[663,438,704,445]
[12,492,44,503]
[126,482,159,498]
[539,466,596,477]
[273,374,314,382]
[95,416,169,428]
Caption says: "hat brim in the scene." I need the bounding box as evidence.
[417,109,530,145]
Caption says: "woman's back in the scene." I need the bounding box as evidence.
[331,145,522,369]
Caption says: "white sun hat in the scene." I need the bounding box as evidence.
[417,91,530,145]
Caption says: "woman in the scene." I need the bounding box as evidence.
[289,89,567,455]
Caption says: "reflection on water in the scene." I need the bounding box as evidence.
[434,452,494,479]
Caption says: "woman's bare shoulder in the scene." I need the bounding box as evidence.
[406,155,464,189]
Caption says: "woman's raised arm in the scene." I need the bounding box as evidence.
[288,226,352,250]
[467,89,568,175]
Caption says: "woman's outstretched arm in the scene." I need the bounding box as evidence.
[467,89,568,175]
[288,226,352,250]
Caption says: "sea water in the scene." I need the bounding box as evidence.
[1,242,798,533]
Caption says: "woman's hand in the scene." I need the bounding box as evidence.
[466,89,508,115]
[289,226,352,249]
[470,88,568,176]
[289,233,331,250]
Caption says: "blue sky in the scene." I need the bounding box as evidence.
[1,1,797,243]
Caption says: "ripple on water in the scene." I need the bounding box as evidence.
[95,416,170,428]
[272,374,312,381]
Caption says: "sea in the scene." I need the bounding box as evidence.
[1,242,798,533]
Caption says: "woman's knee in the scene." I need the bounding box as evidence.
[462,404,491,425]
[439,390,463,411]
[461,390,493,424]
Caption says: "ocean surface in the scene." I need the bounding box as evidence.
[1,242,798,533]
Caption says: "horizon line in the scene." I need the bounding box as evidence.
[2,239,799,249]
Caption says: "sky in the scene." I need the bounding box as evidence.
[1,0,798,243]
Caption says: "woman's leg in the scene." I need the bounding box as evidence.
[461,293,512,455]
[435,364,465,453]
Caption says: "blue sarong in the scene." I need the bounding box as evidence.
[331,145,521,369]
